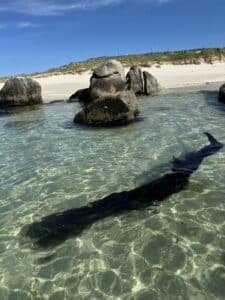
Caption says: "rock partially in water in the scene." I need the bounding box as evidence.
[69,60,126,104]
[69,61,161,108]
[74,90,138,126]
[68,88,91,104]
[143,71,161,96]
[218,83,225,103]
[0,77,42,108]
[126,65,144,95]
[89,60,126,101]
[126,66,160,97]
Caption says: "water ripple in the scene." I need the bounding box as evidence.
[0,91,225,299]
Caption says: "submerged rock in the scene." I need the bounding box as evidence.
[219,83,225,103]
[0,77,42,108]
[74,90,138,126]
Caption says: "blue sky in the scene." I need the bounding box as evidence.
[0,0,225,76]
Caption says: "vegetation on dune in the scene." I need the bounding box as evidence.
[1,47,225,81]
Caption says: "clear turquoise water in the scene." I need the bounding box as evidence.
[1,89,225,299]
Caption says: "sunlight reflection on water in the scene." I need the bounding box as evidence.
[0,88,225,299]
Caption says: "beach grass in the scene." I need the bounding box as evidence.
[1,47,225,81]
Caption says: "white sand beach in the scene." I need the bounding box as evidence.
[1,62,225,103]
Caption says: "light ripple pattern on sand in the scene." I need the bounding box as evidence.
[0,88,225,299]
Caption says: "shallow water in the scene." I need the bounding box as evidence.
[1,89,225,299]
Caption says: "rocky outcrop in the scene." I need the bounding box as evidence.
[219,83,225,103]
[68,60,126,103]
[93,59,125,80]
[126,65,144,95]
[72,60,140,127]
[74,90,138,126]
[68,61,161,106]
[68,88,91,104]
[143,71,160,96]
[0,77,42,108]
[69,61,161,127]
[89,60,126,100]
[90,74,126,100]
[126,66,160,96]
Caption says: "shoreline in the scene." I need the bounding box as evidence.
[0,62,224,103]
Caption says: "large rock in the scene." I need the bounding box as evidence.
[126,66,161,97]
[126,65,144,95]
[219,83,225,103]
[143,71,160,96]
[93,59,125,80]
[68,88,91,104]
[0,77,42,107]
[74,90,138,126]
[70,60,126,104]
[90,74,126,100]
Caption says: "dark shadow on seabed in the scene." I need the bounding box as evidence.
[21,132,223,249]
[202,90,225,113]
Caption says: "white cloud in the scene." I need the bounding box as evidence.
[0,0,123,16]
[16,22,40,28]
[0,21,40,29]
[0,0,171,16]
